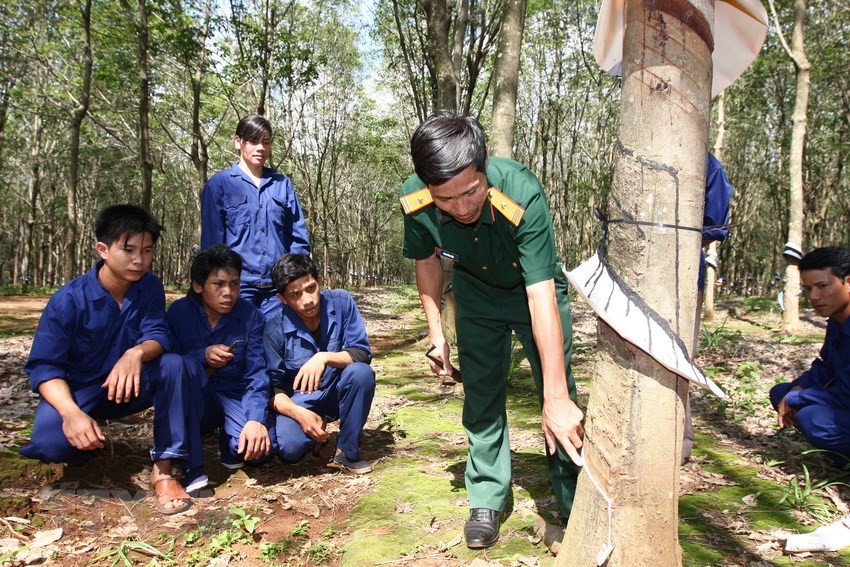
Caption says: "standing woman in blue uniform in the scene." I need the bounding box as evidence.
[201,115,311,319]
[167,245,273,474]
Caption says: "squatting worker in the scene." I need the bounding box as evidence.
[399,111,583,549]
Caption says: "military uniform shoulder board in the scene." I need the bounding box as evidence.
[400,187,434,215]
[488,188,525,226]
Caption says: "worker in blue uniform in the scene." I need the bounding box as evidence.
[20,204,203,515]
[265,253,375,474]
[201,115,311,319]
[770,246,850,468]
[167,244,273,476]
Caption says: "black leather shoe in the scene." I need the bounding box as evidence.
[464,508,500,549]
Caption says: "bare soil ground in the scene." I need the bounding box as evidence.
[0,291,848,566]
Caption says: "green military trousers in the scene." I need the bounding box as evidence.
[453,266,579,520]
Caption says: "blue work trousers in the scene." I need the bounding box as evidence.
[273,362,375,462]
[20,354,204,468]
[199,379,274,466]
[770,382,850,467]
[239,285,280,321]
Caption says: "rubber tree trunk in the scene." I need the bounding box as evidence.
[490,0,526,158]
[65,0,93,284]
[780,0,809,334]
[557,1,713,565]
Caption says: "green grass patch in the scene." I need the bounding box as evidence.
[0,284,57,296]
[342,457,553,565]
[740,296,780,312]
[385,284,422,313]
[680,432,850,566]
[0,451,54,488]
[0,314,39,338]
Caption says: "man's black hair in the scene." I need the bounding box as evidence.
[272,253,319,293]
[799,246,850,279]
[410,111,487,186]
[189,244,243,299]
[93,204,162,246]
[235,114,272,143]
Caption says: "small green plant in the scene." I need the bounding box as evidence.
[208,529,245,557]
[183,528,204,546]
[229,506,261,535]
[306,540,337,564]
[775,461,850,522]
[260,538,291,562]
[187,547,208,565]
[91,538,168,566]
[320,526,339,538]
[700,323,743,356]
[0,546,27,565]
[290,519,310,538]
[716,361,763,422]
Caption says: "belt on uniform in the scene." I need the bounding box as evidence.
[245,282,275,289]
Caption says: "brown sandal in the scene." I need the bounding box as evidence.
[152,477,192,515]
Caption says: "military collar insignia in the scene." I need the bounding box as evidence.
[488,188,525,227]
[400,187,433,214]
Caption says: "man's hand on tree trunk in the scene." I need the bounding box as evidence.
[542,395,585,467]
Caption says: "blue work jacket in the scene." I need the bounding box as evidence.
[25,262,170,391]
[167,296,270,424]
[200,164,311,286]
[703,152,733,243]
[786,316,850,411]
[264,289,371,395]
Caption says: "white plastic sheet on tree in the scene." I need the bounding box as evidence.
[565,253,725,398]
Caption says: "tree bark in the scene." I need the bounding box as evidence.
[23,114,44,294]
[423,0,458,111]
[191,0,213,191]
[121,0,154,210]
[770,0,809,334]
[489,0,526,158]
[558,0,713,564]
[65,0,93,284]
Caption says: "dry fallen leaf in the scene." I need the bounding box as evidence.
[30,528,62,548]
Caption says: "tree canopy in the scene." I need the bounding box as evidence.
[0,0,847,293]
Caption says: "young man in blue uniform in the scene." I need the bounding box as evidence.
[201,115,311,319]
[400,112,583,548]
[770,246,850,467]
[265,254,375,474]
[20,204,202,515]
[167,244,273,476]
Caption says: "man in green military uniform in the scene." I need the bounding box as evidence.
[400,111,584,549]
